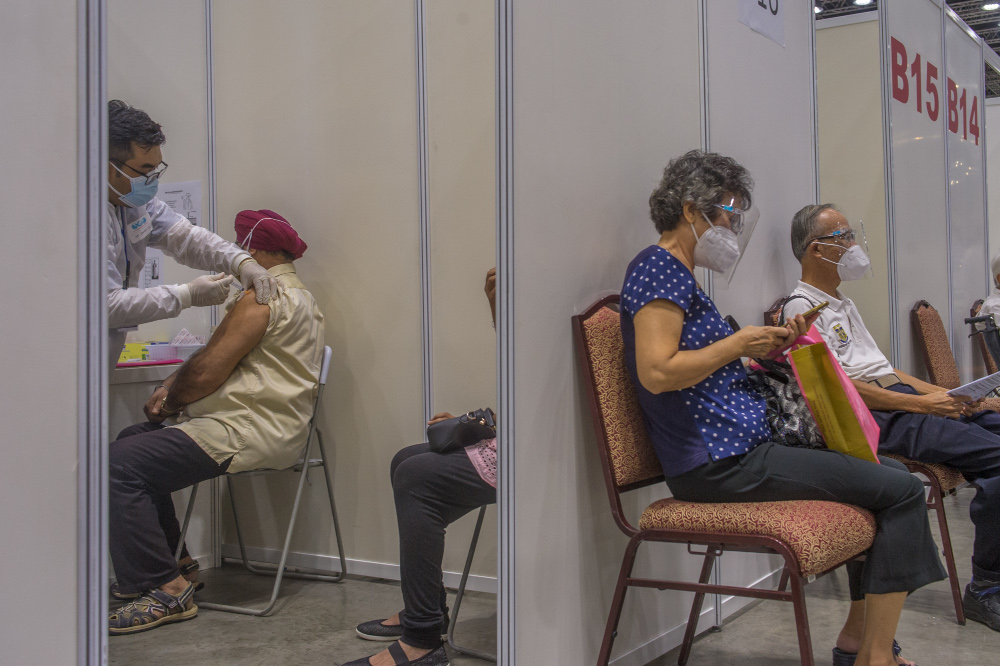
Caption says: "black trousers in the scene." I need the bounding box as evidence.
[873,383,1000,581]
[109,422,230,594]
[391,443,497,649]
[665,442,946,599]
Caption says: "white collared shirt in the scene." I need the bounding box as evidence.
[981,287,1000,320]
[783,281,894,382]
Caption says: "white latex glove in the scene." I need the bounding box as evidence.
[238,259,278,304]
[186,273,235,307]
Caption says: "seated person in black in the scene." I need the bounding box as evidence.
[622,151,945,666]
[342,268,498,666]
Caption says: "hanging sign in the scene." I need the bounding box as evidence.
[739,0,784,47]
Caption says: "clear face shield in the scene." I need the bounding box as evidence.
[715,197,760,287]
[812,219,873,281]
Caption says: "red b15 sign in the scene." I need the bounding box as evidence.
[890,35,980,146]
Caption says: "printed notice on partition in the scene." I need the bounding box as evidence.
[739,0,784,47]
[159,180,203,227]
[142,248,164,289]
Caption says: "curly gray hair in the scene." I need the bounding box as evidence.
[790,203,840,262]
[648,150,753,234]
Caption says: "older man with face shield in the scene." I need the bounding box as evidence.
[105,100,277,369]
[784,203,1000,637]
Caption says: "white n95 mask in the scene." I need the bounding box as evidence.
[817,243,871,281]
[691,212,740,274]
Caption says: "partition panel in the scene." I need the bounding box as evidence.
[945,16,988,382]
[816,17,891,355]
[212,0,426,572]
[704,0,819,606]
[0,1,81,662]
[424,0,498,579]
[882,0,950,375]
[508,2,705,663]
[989,99,1000,263]
[108,0,213,346]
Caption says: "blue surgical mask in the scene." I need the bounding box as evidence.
[110,162,159,208]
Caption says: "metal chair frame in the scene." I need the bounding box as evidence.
[175,345,347,616]
[446,505,497,662]
[575,296,874,666]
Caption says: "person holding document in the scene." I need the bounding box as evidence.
[784,203,1000,633]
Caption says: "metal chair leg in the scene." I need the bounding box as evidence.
[597,537,642,666]
[446,506,496,662]
[175,482,200,561]
[315,428,347,581]
[927,480,966,624]
[202,431,317,616]
[789,573,815,666]
[678,550,718,666]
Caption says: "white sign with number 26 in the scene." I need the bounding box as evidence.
[739,0,784,48]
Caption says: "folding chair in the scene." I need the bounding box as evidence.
[446,505,497,662]
[574,296,879,666]
[175,345,347,616]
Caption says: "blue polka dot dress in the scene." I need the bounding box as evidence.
[620,245,770,476]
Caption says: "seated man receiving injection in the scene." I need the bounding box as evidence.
[108,210,324,635]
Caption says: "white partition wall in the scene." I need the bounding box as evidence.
[502,1,816,663]
[108,0,214,346]
[989,99,1000,262]
[880,0,991,381]
[945,17,989,380]
[0,1,88,662]
[816,16,892,354]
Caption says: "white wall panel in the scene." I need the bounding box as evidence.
[508,2,707,663]
[108,0,214,346]
[0,1,80,662]
[882,0,950,376]
[816,18,892,355]
[945,17,989,382]
[425,0,498,578]
[988,100,1000,265]
[212,0,426,569]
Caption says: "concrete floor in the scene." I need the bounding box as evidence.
[108,569,496,666]
[110,486,1000,665]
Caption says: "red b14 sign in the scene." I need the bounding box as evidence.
[890,35,980,146]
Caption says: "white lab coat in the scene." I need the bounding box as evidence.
[107,197,249,366]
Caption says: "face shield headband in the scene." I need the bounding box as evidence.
[716,198,760,287]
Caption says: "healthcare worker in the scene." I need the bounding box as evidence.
[105,100,277,368]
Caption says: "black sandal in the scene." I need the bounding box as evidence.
[338,642,449,666]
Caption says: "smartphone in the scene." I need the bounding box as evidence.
[799,301,830,319]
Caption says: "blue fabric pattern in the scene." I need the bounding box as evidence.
[620,245,769,476]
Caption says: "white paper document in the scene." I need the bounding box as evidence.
[158,180,203,227]
[947,371,1000,402]
[141,248,164,288]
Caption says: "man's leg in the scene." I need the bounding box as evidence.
[393,447,495,654]
[874,408,1000,630]
[108,424,227,596]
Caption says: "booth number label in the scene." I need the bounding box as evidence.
[890,36,980,146]
[757,0,778,15]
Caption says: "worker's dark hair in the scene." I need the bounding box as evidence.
[108,100,165,163]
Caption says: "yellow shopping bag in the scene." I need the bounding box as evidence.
[787,340,880,464]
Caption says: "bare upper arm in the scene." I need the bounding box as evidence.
[633,299,685,386]
[193,288,270,377]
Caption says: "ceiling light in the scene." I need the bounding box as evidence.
[814,6,823,12]
[985,3,1000,11]
[854,0,874,6]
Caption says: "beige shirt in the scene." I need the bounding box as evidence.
[174,264,325,473]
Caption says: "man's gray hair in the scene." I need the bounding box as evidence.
[791,203,840,262]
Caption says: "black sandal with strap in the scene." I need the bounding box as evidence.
[338,642,450,666]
